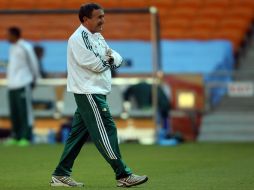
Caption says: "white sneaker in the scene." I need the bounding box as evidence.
[117,174,148,187]
[50,175,84,187]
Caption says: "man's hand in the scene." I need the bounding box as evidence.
[30,76,38,90]
[106,48,112,56]
[30,80,36,89]
[104,48,114,65]
[106,55,114,65]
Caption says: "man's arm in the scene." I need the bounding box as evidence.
[109,49,123,69]
[70,38,110,73]
[24,44,41,81]
[99,35,123,69]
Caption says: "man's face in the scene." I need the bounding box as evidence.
[7,33,18,44]
[85,9,105,33]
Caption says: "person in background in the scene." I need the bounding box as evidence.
[124,81,171,120]
[49,3,148,188]
[124,81,172,140]
[34,45,47,78]
[4,26,41,147]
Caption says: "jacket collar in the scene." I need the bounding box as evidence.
[17,39,24,44]
[79,24,92,35]
[79,24,101,38]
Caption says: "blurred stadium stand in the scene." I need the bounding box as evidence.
[61,90,77,117]
[0,0,254,142]
[0,87,9,116]
[199,35,254,142]
[107,85,124,117]
[0,0,253,48]
[32,86,57,118]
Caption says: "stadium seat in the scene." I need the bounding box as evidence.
[165,28,187,39]
[32,86,57,118]
[151,0,175,8]
[0,0,253,54]
[190,17,218,30]
[197,6,225,19]
[203,0,230,8]
[187,28,213,40]
[230,0,254,8]
[118,0,152,8]
[168,6,198,19]
[0,0,8,9]
[212,29,245,51]
[166,18,190,30]
[61,91,77,117]
[35,0,64,9]
[174,0,202,8]
[225,7,254,22]
[6,0,35,9]
[107,85,124,117]
[0,87,9,117]
[63,0,84,9]
[218,18,251,34]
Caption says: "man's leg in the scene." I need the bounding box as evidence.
[53,109,90,176]
[8,89,21,140]
[74,94,132,180]
[18,85,33,141]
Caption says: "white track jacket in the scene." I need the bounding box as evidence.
[7,39,40,89]
[67,25,123,95]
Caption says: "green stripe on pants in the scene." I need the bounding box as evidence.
[53,94,132,179]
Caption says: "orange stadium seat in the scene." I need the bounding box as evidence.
[0,0,8,9]
[197,6,225,19]
[64,0,120,9]
[152,0,175,7]
[0,0,252,54]
[203,0,230,8]
[118,0,152,8]
[190,17,218,31]
[225,6,254,22]
[164,28,187,39]
[23,30,43,40]
[63,0,87,9]
[5,0,35,9]
[173,0,203,8]
[35,0,64,9]
[0,15,29,29]
[218,18,251,34]
[230,0,254,8]
[168,6,198,19]
[186,28,213,40]
[166,18,191,30]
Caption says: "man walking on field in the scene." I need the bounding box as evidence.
[50,3,148,188]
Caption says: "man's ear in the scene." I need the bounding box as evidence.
[83,16,89,23]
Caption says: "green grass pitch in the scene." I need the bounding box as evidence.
[0,142,254,190]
